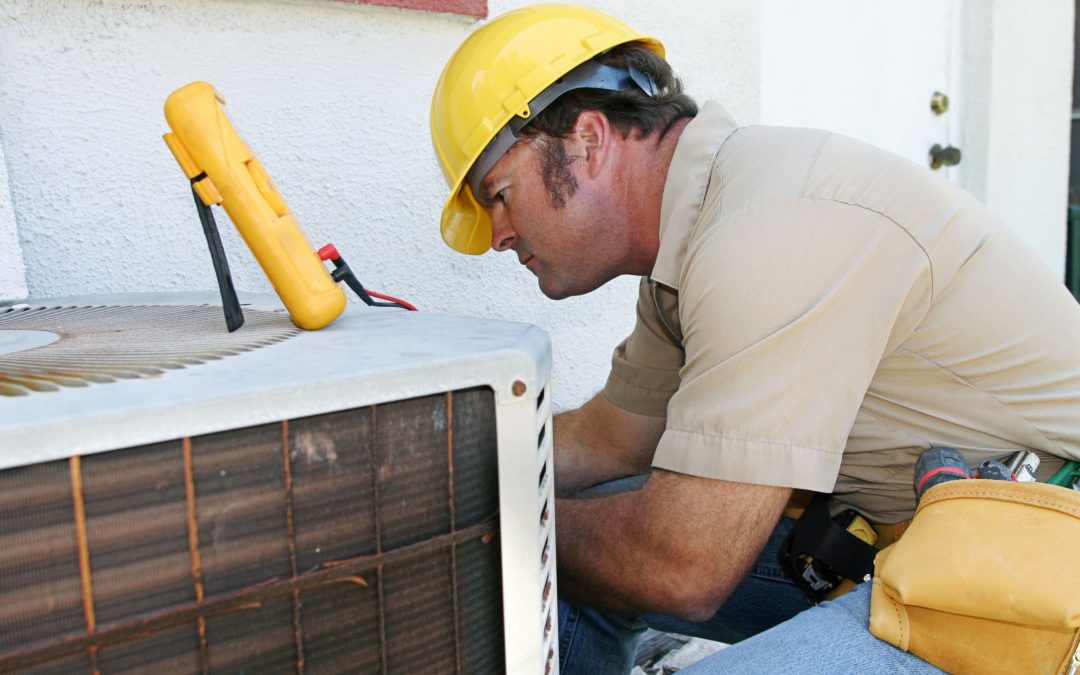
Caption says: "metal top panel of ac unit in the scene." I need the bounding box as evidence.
[0,292,551,471]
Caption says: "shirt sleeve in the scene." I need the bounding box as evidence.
[603,278,684,417]
[652,198,933,492]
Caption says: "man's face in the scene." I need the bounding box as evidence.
[476,134,627,299]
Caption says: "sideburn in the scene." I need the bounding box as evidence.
[538,137,579,208]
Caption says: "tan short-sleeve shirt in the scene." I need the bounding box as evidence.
[604,101,1080,522]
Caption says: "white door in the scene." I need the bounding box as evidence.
[760,0,960,181]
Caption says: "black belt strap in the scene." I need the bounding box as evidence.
[791,494,877,581]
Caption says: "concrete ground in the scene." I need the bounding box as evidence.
[632,630,727,674]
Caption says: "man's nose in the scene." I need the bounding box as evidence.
[490,210,516,252]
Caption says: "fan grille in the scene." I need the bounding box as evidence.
[0,390,504,673]
[0,304,300,397]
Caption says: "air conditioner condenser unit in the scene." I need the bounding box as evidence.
[0,293,557,674]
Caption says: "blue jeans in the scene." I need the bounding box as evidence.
[557,478,943,674]
[558,516,809,674]
[680,583,944,674]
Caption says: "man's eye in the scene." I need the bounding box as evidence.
[481,188,507,211]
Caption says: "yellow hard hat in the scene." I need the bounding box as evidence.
[430,3,664,255]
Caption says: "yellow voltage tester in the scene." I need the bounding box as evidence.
[163,82,414,331]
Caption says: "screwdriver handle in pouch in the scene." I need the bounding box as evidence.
[162,82,346,330]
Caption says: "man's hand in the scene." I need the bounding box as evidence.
[555,470,791,621]
[552,392,666,497]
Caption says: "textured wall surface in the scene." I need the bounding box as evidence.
[2,0,1072,411]
[0,130,28,300]
[0,0,759,411]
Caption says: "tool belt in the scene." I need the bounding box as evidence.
[778,454,1079,604]
[868,480,1080,675]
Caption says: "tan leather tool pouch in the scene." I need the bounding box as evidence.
[868,480,1080,675]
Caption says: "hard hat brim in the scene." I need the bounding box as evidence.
[440,183,491,256]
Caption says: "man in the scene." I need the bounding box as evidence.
[430,5,1080,673]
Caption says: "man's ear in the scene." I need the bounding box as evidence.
[569,110,612,179]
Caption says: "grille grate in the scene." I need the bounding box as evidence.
[535,387,557,674]
[0,305,300,397]
[0,388,504,673]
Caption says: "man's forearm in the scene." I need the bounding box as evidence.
[554,492,652,614]
[552,409,642,497]
[554,471,792,622]
[552,393,664,497]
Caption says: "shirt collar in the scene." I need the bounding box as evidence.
[650,101,740,290]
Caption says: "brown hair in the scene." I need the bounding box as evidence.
[520,43,697,205]
[520,42,698,142]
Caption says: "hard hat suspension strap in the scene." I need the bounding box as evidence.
[466,60,657,200]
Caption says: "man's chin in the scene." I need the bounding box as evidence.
[536,275,570,300]
[540,286,572,300]
[537,276,596,301]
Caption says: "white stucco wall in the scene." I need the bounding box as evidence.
[0,0,759,411]
[0,127,28,301]
[1,0,1073,411]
